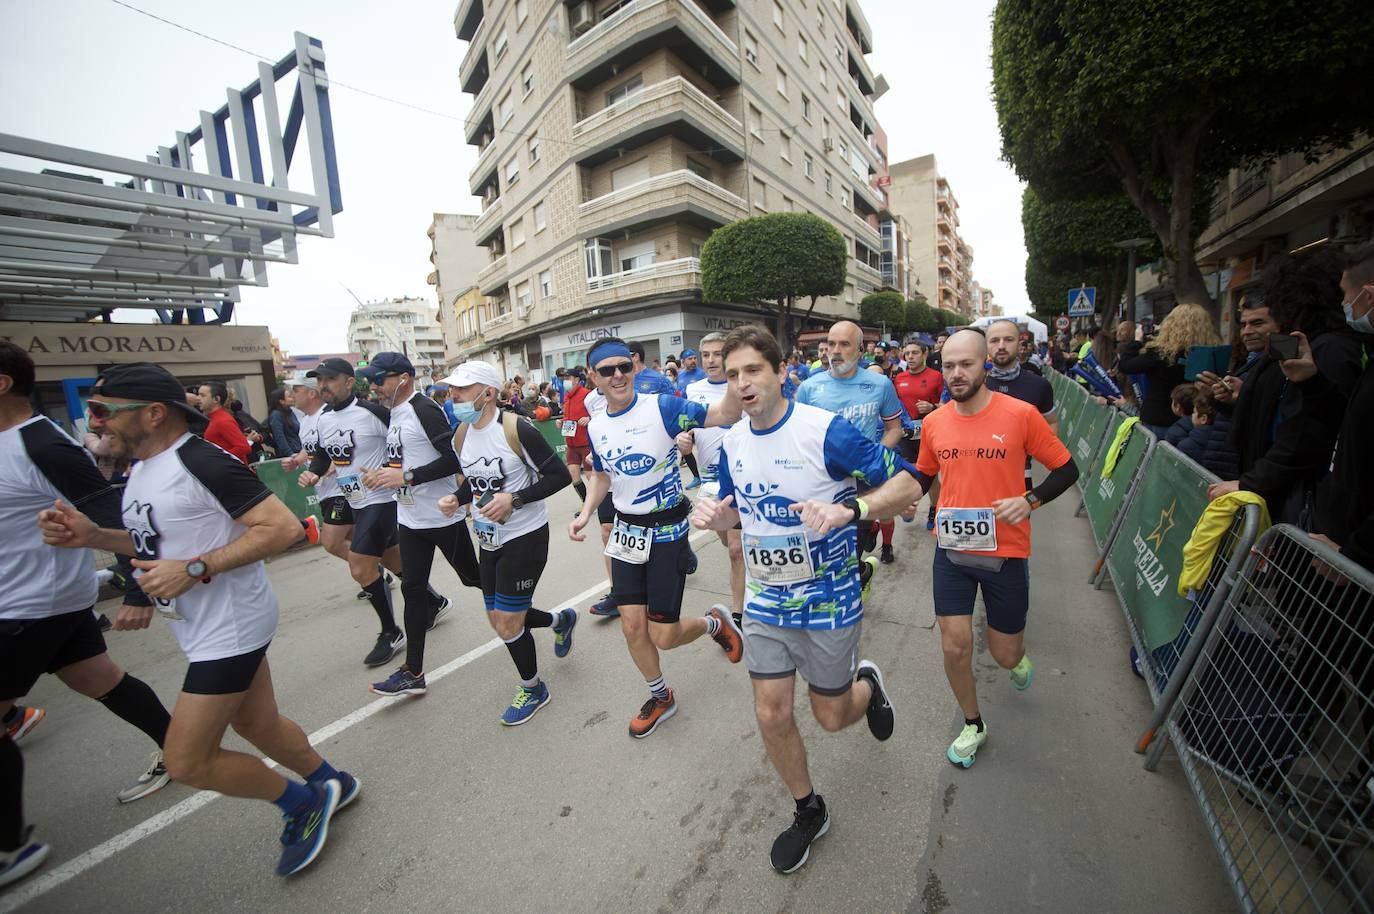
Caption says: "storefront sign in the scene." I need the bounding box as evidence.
[0,322,273,365]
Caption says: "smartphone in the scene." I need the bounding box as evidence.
[476,492,493,508]
[1268,332,1300,362]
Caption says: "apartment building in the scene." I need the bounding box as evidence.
[346,297,448,372]
[452,0,891,377]
[967,281,998,319]
[887,154,976,316]
[428,213,490,368]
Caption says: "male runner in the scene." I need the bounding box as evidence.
[357,353,476,697]
[561,367,593,505]
[985,319,1058,492]
[38,362,359,877]
[439,361,576,724]
[569,338,743,737]
[632,340,702,490]
[580,368,623,620]
[676,333,745,627]
[674,348,705,392]
[917,330,1079,768]
[691,324,912,873]
[894,338,946,532]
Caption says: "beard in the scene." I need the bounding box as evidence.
[948,375,985,403]
[829,356,854,375]
[991,352,1018,369]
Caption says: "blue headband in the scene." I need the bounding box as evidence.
[588,341,631,367]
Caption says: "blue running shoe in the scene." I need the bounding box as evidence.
[0,827,49,888]
[500,681,550,726]
[685,477,702,490]
[368,666,426,697]
[588,594,620,619]
[335,772,362,811]
[553,608,578,659]
[276,779,341,876]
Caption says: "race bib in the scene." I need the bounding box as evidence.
[474,517,501,550]
[604,519,651,564]
[935,507,997,552]
[152,596,185,622]
[395,485,415,507]
[337,473,365,507]
[560,419,577,438]
[742,532,815,585]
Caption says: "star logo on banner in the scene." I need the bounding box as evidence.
[1146,500,1177,552]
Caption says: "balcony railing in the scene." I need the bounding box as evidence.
[571,75,742,142]
[567,0,737,71]
[852,211,881,243]
[578,169,746,231]
[469,139,498,187]
[854,259,882,280]
[474,198,503,235]
[587,256,701,292]
[476,255,507,291]
[485,309,513,331]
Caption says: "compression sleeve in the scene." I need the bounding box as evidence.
[407,396,462,485]
[1030,459,1080,505]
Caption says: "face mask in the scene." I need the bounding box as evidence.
[1344,290,1374,334]
[453,396,481,425]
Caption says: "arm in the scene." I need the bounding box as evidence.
[1116,348,1160,375]
[407,398,462,485]
[704,387,742,428]
[880,414,904,449]
[691,446,741,531]
[879,378,904,448]
[991,411,1079,524]
[793,415,926,533]
[569,470,610,541]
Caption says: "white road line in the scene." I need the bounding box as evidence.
[1,530,714,911]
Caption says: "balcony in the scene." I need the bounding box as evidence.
[469,139,498,190]
[584,256,702,308]
[465,104,493,147]
[852,211,881,245]
[473,198,504,243]
[578,169,746,236]
[854,258,882,282]
[852,174,883,214]
[454,0,483,40]
[566,0,740,93]
[460,45,489,97]
[484,308,514,333]
[571,76,745,166]
[477,255,508,295]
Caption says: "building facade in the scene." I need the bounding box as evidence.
[346,297,448,372]
[967,281,998,319]
[429,213,491,368]
[886,154,976,316]
[452,0,891,377]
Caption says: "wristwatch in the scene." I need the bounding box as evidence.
[402,469,415,485]
[842,497,863,524]
[509,494,525,511]
[186,557,209,580]
[1023,492,1042,511]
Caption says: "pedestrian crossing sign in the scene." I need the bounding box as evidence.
[1067,286,1096,317]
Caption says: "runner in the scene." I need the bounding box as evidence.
[676,333,745,627]
[569,337,744,737]
[356,353,477,697]
[690,324,913,873]
[984,319,1059,492]
[916,330,1079,768]
[438,361,576,724]
[1,349,178,888]
[894,338,946,532]
[579,369,623,620]
[561,366,593,506]
[37,362,359,877]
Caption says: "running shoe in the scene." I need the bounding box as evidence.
[685,477,702,490]
[300,516,321,545]
[859,555,878,605]
[732,611,744,631]
[855,660,894,741]
[369,666,427,697]
[628,690,677,738]
[0,826,49,889]
[276,779,341,876]
[553,608,578,658]
[116,749,170,804]
[95,567,116,587]
[770,796,830,874]
[588,594,620,619]
[5,706,44,743]
[363,630,406,668]
[335,772,362,812]
[880,544,895,565]
[708,604,743,663]
[97,613,112,632]
[926,506,936,532]
[500,681,550,726]
[1010,655,1035,691]
[947,721,988,769]
[428,596,451,631]
[355,588,369,601]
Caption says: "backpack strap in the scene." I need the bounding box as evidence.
[502,412,540,479]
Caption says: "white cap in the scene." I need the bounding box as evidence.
[442,360,503,390]
[289,376,319,390]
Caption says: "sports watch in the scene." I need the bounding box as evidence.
[402,469,416,485]
[1023,491,1042,511]
[186,557,209,580]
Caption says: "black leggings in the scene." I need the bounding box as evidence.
[399,522,480,673]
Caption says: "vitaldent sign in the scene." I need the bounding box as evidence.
[0,322,273,365]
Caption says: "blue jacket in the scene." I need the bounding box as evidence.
[1177,414,1240,481]
[1165,416,1193,447]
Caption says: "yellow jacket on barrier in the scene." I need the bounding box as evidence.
[1100,417,1140,479]
[1177,491,1271,597]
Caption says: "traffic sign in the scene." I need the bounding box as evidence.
[1067,285,1097,317]
[1055,316,1070,332]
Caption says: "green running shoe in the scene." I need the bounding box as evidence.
[1010,655,1034,691]
[859,555,879,605]
[946,721,988,769]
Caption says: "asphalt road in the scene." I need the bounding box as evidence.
[4,482,1237,913]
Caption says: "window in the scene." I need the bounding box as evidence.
[753,177,767,211]
[528,136,541,163]
[819,66,827,89]
[686,158,712,180]
[823,117,831,141]
[834,40,842,63]
[837,87,845,111]
[606,74,643,107]
[499,92,513,126]
[780,132,791,162]
[801,94,811,121]
[510,216,526,248]
[798,37,808,61]
[744,30,759,67]
[505,156,520,187]
[840,187,849,208]
[618,240,656,272]
[521,64,534,97]
[601,0,633,18]
[610,157,650,190]
[494,27,509,60]
[516,0,528,24]
[783,196,794,212]
[804,153,814,179]
[824,171,833,194]
[839,140,847,161]
[748,103,763,140]
[776,67,787,97]
[516,280,531,310]
[539,269,553,298]
[773,1,784,31]
[533,200,547,232]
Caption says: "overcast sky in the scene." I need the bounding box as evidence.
[0,0,1027,353]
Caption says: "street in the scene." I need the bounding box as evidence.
[5,482,1236,914]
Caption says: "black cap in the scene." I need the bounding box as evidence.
[306,357,355,379]
[97,362,209,431]
[357,351,414,382]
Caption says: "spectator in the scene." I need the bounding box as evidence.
[1117,304,1222,436]
[674,348,705,392]
[1017,332,1045,375]
[810,340,831,372]
[1196,296,1280,411]
[1165,383,1198,446]
[227,398,267,462]
[266,386,300,457]
[196,381,250,463]
[1177,392,1240,479]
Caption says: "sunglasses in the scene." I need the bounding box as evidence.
[87,400,152,420]
[595,361,634,378]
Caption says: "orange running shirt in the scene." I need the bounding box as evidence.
[915,392,1072,558]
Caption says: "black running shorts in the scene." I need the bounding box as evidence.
[479,525,549,613]
[0,608,107,700]
[610,535,691,624]
[182,643,270,695]
[319,495,355,526]
[350,501,399,557]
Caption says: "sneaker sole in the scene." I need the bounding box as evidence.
[280,779,341,877]
[1011,665,1034,691]
[710,606,744,663]
[500,693,551,727]
[774,815,831,874]
[116,772,171,804]
[336,776,362,812]
[0,842,50,888]
[368,684,427,697]
[856,661,894,741]
[10,709,44,742]
[554,610,577,659]
[946,734,988,769]
[629,701,677,739]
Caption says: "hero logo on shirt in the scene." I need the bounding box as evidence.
[321,427,356,464]
[122,500,160,558]
[385,426,403,468]
[464,456,505,495]
[600,444,657,476]
[734,482,802,527]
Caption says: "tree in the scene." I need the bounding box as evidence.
[858,291,905,334]
[701,212,847,349]
[904,295,937,333]
[992,0,1374,316]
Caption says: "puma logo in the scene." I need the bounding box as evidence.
[991,434,1006,444]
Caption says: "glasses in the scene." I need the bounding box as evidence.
[87,400,152,420]
[595,361,634,378]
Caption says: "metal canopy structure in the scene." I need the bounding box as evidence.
[0,31,341,325]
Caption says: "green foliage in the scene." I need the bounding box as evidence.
[858,291,905,331]
[936,310,967,332]
[904,296,938,333]
[701,212,847,309]
[353,376,371,398]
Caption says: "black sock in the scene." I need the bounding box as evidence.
[0,735,21,851]
[503,628,539,683]
[965,715,984,732]
[795,790,819,812]
[97,674,170,747]
[572,481,587,502]
[525,608,554,630]
[363,575,398,634]
[0,707,17,727]
[684,454,700,480]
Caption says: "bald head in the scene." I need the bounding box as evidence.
[945,329,988,361]
[826,320,865,377]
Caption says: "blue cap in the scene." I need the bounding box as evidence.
[680,348,698,358]
[358,351,415,382]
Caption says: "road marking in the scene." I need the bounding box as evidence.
[1,531,714,911]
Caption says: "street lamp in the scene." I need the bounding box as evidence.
[1113,238,1152,324]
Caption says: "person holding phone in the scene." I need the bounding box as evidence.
[1195,298,1281,407]
[1116,304,1222,436]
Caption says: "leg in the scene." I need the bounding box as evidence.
[56,656,170,748]
[379,544,403,576]
[228,660,323,779]
[720,529,746,618]
[163,689,288,801]
[397,525,437,673]
[643,536,713,650]
[987,629,1027,671]
[647,618,709,650]
[319,522,352,561]
[981,558,1033,685]
[937,615,980,719]
[618,603,663,681]
[53,652,125,698]
[753,676,812,798]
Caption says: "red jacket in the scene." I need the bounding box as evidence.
[204,407,251,463]
[562,384,591,447]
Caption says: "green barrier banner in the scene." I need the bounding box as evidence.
[254,458,321,525]
[1083,419,1150,545]
[1070,399,1112,473]
[1057,382,1090,446]
[1104,445,1213,651]
[534,418,568,461]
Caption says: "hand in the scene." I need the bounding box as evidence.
[1207,480,1240,501]
[130,559,198,600]
[788,500,853,535]
[113,603,155,631]
[1277,331,1318,383]
[37,500,97,549]
[1308,533,1350,586]
[569,513,590,542]
[578,416,590,427]
[247,431,263,444]
[297,471,319,488]
[676,430,695,456]
[363,467,404,490]
[991,496,1032,525]
[690,494,736,531]
[438,494,460,518]
[916,400,935,416]
[478,492,515,523]
[281,454,300,471]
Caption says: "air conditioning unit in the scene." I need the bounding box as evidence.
[571,1,594,36]
[823,138,835,152]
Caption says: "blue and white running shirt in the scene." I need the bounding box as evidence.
[683,377,731,481]
[795,369,903,444]
[589,393,708,542]
[717,401,914,630]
